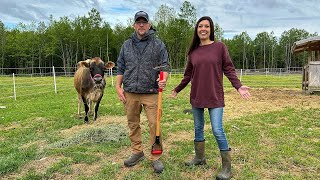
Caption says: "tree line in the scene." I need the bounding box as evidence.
[0,1,318,74]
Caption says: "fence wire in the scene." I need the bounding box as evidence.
[0,67,302,101]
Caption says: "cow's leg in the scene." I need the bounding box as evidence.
[77,94,82,117]
[82,96,89,123]
[89,98,93,115]
[93,95,103,121]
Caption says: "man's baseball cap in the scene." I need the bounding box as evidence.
[134,11,149,22]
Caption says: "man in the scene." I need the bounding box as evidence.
[116,10,170,173]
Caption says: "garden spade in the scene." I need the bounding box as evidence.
[151,66,167,155]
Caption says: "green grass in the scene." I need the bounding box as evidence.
[228,108,320,179]
[0,74,319,179]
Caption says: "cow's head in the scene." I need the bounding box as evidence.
[78,57,115,84]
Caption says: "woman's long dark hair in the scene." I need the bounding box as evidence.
[187,16,215,55]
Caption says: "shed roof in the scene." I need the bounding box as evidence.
[292,36,320,54]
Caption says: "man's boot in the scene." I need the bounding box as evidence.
[152,159,164,173]
[216,148,232,180]
[124,151,145,167]
[185,140,206,166]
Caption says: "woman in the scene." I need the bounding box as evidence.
[170,16,250,179]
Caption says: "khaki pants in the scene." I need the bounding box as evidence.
[124,92,162,161]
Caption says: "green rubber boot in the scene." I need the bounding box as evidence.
[216,148,232,180]
[185,140,206,166]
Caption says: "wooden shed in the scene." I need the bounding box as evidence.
[292,36,320,93]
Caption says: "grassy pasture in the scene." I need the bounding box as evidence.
[0,74,319,179]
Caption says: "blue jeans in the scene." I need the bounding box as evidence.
[192,107,229,150]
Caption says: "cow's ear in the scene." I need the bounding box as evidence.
[105,61,115,69]
[79,61,90,68]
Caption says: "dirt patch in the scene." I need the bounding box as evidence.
[224,88,320,120]
[166,130,192,143]
[4,156,64,179]
[27,156,64,172]
[164,130,193,151]
[21,139,48,150]
[52,163,101,180]
[182,168,217,179]
[0,122,22,131]
[0,117,47,131]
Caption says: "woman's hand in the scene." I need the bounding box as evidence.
[237,86,251,99]
[170,90,178,98]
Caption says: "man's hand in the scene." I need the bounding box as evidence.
[158,79,167,89]
[157,72,169,90]
[116,87,126,103]
[116,75,126,103]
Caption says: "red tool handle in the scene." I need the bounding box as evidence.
[159,71,163,92]
[151,71,164,155]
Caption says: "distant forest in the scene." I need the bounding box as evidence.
[0,1,318,73]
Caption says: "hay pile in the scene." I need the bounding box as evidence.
[50,124,127,148]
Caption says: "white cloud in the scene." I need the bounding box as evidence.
[0,0,319,38]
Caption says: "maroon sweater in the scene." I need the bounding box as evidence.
[174,42,242,108]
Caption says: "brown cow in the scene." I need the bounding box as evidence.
[74,57,115,123]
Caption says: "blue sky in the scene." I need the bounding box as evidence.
[0,0,319,39]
